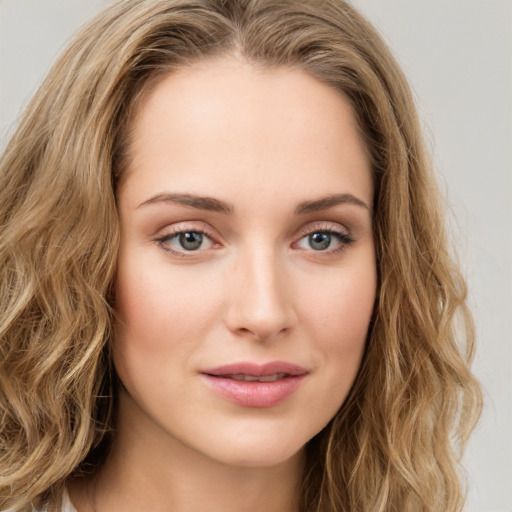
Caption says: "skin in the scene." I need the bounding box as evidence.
[70,56,376,512]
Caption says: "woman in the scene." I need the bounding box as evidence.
[0,0,482,511]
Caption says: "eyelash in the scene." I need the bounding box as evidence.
[154,223,354,258]
[294,228,354,256]
[154,224,219,258]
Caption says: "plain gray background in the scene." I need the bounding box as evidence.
[0,1,510,511]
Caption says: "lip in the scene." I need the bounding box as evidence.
[200,361,308,408]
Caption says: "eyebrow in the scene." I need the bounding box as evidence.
[137,192,371,216]
[295,193,372,215]
[138,193,233,214]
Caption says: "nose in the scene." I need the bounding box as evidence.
[224,247,296,342]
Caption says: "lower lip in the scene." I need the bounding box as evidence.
[201,374,306,408]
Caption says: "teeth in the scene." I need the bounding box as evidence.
[258,373,286,382]
[232,374,259,382]
[229,373,287,382]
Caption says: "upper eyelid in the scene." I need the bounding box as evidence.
[155,221,217,238]
[294,220,350,237]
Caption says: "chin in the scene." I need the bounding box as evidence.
[211,441,305,469]
[185,419,316,470]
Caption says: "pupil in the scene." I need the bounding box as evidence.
[310,232,331,251]
[179,232,203,250]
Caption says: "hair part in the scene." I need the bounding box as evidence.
[0,1,482,511]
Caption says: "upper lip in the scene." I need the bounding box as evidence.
[201,361,309,377]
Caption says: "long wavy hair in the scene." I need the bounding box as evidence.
[0,1,482,511]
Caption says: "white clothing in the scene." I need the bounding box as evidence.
[4,490,77,512]
[60,490,77,512]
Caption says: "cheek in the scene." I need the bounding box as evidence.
[112,252,222,383]
[301,260,376,347]
[296,254,376,403]
[115,253,217,335]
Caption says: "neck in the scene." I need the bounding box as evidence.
[69,391,304,512]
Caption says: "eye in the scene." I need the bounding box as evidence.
[156,230,215,254]
[306,232,333,251]
[295,229,353,253]
[175,231,208,251]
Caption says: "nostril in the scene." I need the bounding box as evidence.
[236,325,290,342]
[237,327,262,340]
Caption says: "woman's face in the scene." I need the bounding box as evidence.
[114,57,376,468]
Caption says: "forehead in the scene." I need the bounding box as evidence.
[120,57,373,210]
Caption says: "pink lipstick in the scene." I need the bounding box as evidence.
[200,362,308,408]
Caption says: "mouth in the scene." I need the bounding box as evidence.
[201,361,308,378]
[217,373,289,382]
[200,362,308,408]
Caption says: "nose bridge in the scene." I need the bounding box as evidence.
[227,242,294,340]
